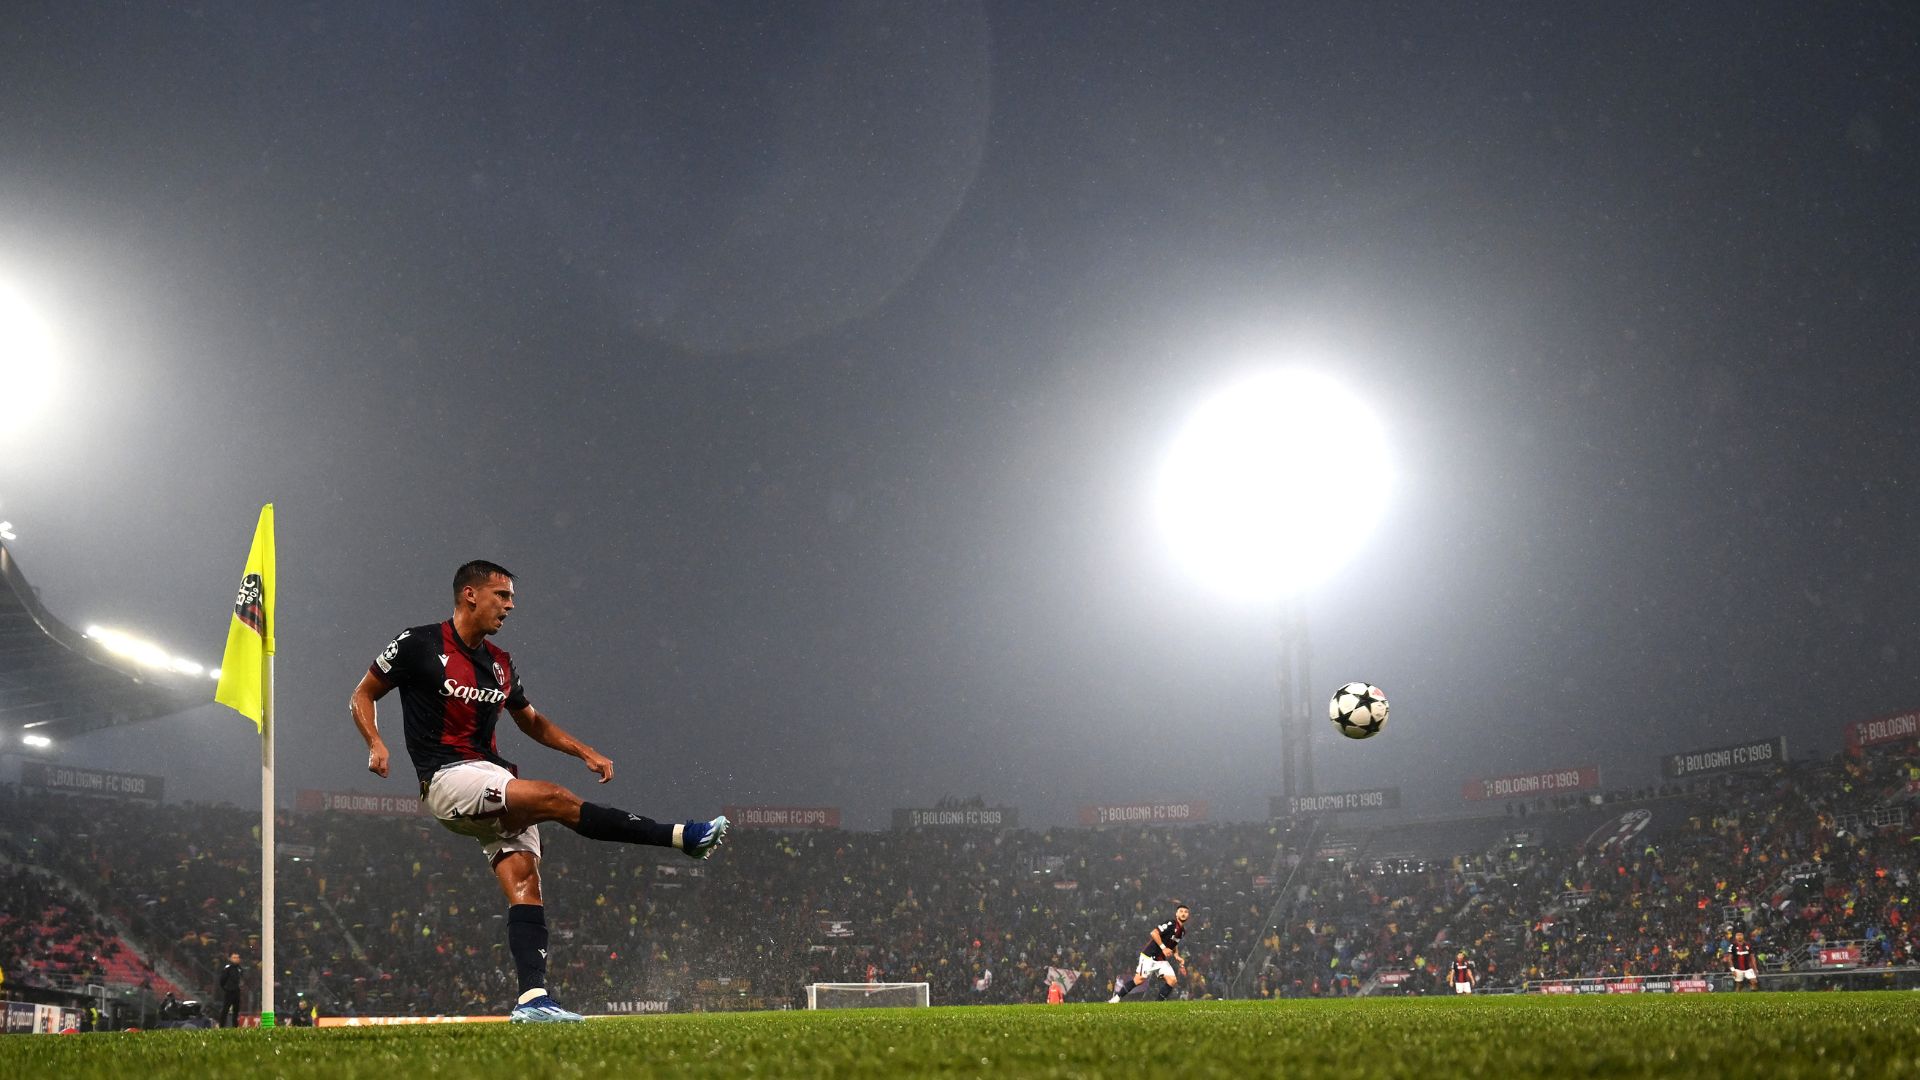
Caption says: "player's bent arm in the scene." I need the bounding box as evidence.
[1151,929,1171,957]
[510,703,614,783]
[350,671,394,778]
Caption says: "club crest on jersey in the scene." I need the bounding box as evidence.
[492,661,507,686]
[233,573,266,634]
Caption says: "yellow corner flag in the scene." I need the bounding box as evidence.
[214,504,275,729]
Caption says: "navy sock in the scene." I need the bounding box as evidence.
[507,904,548,997]
[574,802,676,848]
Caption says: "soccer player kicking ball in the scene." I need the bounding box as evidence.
[349,561,729,1023]
[1728,931,1758,991]
[1117,905,1188,1001]
[1449,951,1477,995]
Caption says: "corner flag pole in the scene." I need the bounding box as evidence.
[261,649,276,1029]
[213,503,276,1028]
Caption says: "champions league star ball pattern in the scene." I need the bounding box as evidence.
[1329,682,1389,739]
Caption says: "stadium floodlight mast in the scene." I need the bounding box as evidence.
[1156,368,1390,802]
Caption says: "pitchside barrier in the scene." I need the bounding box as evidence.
[314,987,936,1025]
[1757,965,1920,992]
[1,1001,86,1034]
[317,1016,511,1027]
[1522,968,1920,994]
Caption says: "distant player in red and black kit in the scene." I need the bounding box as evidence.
[1449,951,1477,995]
[1728,931,1758,991]
[1116,904,1188,1001]
[349,561,729,1023]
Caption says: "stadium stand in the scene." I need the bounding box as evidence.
[2,747,1915,1017]
[0,543,209,742]
[0,862,177,996]
[8,538,1914,1017]
[0,539,218,1023]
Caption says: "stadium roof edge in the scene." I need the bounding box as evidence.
[0,540,210,742]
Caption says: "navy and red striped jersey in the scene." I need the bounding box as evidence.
[1731,942,1754,971]
[1451,960,1476,985]
[370,621,529,783]
[1142,917,1186,959]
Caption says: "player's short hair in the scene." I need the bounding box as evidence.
[453,560,515,601]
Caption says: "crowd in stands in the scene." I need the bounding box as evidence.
[1254,749,1920,995]
[1,744,1915,1016]
[0,859,177,999]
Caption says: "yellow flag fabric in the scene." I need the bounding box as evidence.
[214,504,275,729]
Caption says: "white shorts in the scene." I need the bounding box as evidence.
[1730,967,1756,984]
[1136,955,1175,981]
[423,761,541,864]
[1454,982,1473,994]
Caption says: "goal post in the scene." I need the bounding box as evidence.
[804,982,931,1009]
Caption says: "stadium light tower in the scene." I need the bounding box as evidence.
[1157,368,1390,801]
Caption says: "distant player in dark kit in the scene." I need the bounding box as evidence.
[1116,904,1188,1001]
[1728,931,1758,991]
[349,560,729,1023]
[1448,951,1477,995]
[217,952,244,1026]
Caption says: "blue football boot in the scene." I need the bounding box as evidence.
[510,994,584,1023]
[683,815,730,860]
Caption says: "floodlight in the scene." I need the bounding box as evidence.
[21,734,52,749]
[0,284,57,419]
[84,625,214,678]
[1157,369,1389,601]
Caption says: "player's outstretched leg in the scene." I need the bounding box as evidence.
[504,780,730,859]
[575,803,729,860]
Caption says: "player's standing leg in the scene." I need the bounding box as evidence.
[495,851,584,1023]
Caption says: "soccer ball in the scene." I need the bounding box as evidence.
[1329,682,1389,739]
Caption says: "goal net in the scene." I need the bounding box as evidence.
[804,982,931,1009]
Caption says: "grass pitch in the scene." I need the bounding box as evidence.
[5,993,1918,1078]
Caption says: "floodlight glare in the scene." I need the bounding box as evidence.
[1157,369,1389,601]
[84,625,214,678]
[0,283,57,419]
[22,734,52,749]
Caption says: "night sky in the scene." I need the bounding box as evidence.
[2,3,1916,827]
